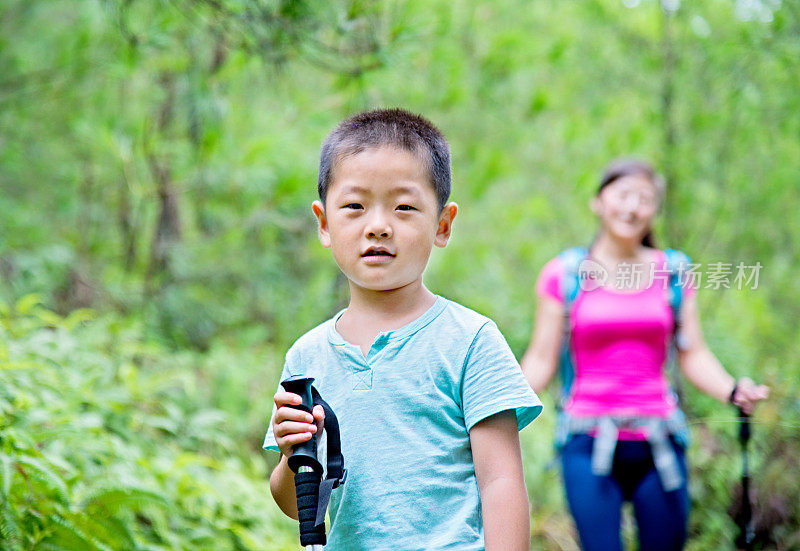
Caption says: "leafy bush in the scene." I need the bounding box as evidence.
[0,295,297,550]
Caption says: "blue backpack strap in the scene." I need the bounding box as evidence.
[557,246,589,394]
[664,248,691,351]
[553,246,589,449]
[663,248,692,437]
[559,246,589,309]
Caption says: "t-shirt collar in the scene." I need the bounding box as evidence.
[327,295,447,346]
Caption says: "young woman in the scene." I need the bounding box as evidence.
[521,158,769,551]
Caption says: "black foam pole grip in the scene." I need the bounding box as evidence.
[280,376,322,473]
[294,471,326,546]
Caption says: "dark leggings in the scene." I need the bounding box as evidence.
[561,434,689,551]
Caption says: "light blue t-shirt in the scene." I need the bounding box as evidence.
[264,296,542,551]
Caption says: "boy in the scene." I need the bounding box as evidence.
[264,108,542,550]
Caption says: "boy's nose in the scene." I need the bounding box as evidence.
[367,226,391,238]
[365,211,392,238]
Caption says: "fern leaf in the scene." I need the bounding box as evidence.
[49,513,110,551]
[82,486,169,516]
[32,544,75,551]
[1,454,12,498]
[70,510,136,550]
[0,497,23,551]
[16,456,69,505]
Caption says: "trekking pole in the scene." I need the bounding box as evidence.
[281,375,346,551]
[734,407,755,551]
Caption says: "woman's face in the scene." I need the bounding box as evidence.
[591,173,661,244]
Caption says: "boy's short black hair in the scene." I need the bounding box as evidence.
[317,108,451,211]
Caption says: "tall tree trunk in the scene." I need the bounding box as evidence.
[146,72,181,283]
[78,157,95,258]
[118,80,137,272]
[660,4,678,247]
[189,35,227,237]
[119,170,136,272]
[150,169,181,274]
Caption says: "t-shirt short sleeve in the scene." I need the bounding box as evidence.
[461,321,543,432]
[536,257,565,304]
[262,354,295,453]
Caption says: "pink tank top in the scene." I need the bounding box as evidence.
[536,250,695,438]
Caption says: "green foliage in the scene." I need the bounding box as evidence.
[2,0,799,548]
[0,296,297,550]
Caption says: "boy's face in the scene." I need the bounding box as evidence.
[312,146,457,294]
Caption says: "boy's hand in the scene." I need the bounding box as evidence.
[272,391,325,458]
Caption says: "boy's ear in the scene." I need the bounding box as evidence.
[312,200,332,248]
[434,202,458,248]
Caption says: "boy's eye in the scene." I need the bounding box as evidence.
[396,204,416,211]
[343,203,363,210]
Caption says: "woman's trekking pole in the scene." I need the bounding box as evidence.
[281,375,347,551]
[735,407,755,551]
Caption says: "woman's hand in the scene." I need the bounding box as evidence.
[730,376,770,415]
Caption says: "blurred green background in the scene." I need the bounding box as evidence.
[2,0,799,549]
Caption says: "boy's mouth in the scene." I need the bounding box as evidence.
[361,247,395,260]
